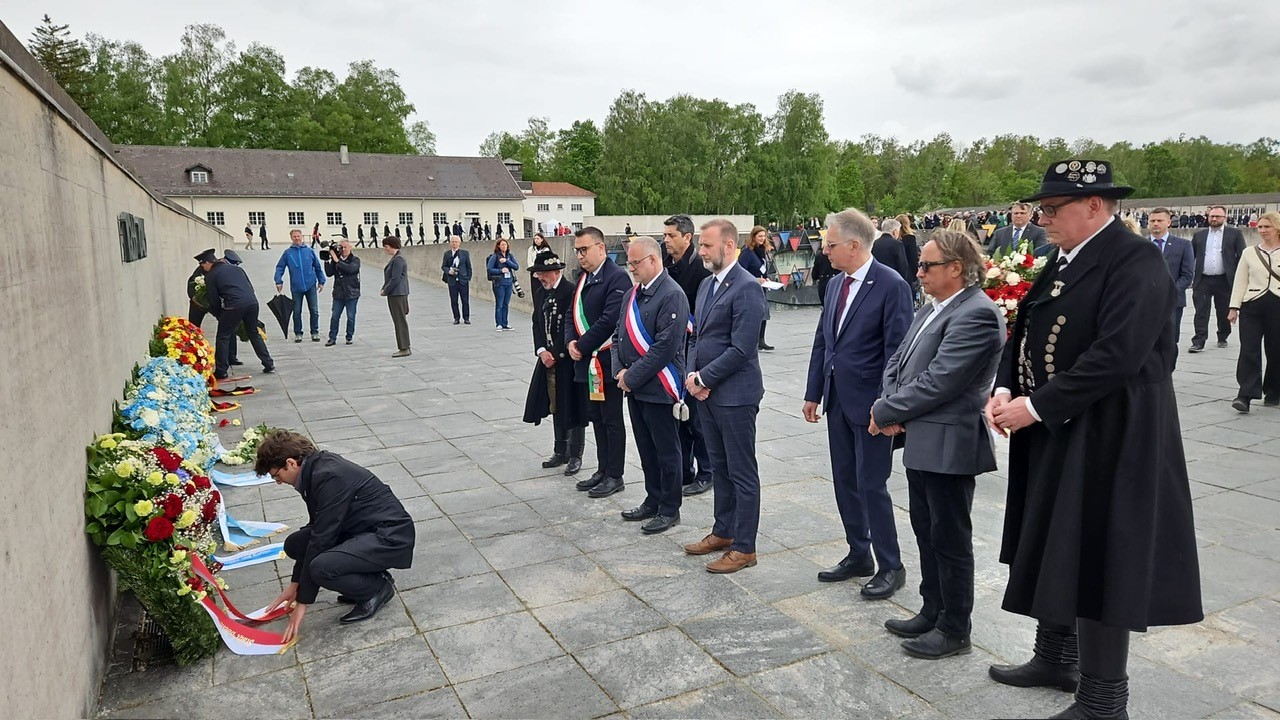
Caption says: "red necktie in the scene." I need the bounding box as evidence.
[832,275,855,333]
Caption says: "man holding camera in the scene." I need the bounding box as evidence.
[440,236,473,325]
[323,240,360,346]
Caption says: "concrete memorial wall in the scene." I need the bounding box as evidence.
[0,22,230,719]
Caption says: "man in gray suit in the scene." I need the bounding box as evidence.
[870,230,1006,660]
[682,219,768,574]
[988,202,1048,256]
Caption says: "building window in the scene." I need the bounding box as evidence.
[398,212,414,226]
[571,203,583,212]
[326,212,343,226]
[248,211,265,225]
[432,212,447,225]
[572,222,583,231]
[363,212,379,225]
[205,211,225,226]
[537,203,549,212]
[288,211,305,225]
[497,212,511,224]
[190,170,209,184]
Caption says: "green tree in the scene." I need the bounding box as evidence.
[79,35,169,144]
[407,121,437,155]
[329,60,415,153]
[28,15,91,107]
[1140,144,1191,197]
[158,24,235,145]
[548,120,603,191]
[206,44,294,149]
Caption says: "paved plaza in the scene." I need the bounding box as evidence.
[97,248,1280,719]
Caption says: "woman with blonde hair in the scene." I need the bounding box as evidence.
[1227,211,1280,412]
[896,214,921,303]
[739,225,775,350]
[947,217,967,233]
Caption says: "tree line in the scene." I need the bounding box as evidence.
[27,16,434,154]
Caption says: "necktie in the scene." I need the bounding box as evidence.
[832,275,855,333]
[1012,227,1022,248]
[1156,238,1165,253]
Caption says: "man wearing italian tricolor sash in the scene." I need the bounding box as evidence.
[611,237,690,534]
[565,227,632,498]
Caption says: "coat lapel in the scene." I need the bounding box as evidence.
[836,262,879,338]
[899,286,975,368]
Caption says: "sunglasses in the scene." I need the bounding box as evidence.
[917,260,954,271]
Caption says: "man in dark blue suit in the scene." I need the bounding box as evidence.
[566,226,631,498]
[440,236,473,324]
[803,208,914,599]
[682,219,767,573]
[1148,208,1194,345]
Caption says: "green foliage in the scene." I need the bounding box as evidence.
[29,15,92,107]
[101,544,219,665]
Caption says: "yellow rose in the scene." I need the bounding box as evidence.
[175,509,197,529]
[116,461,136,478]
[166,472,180,486]
[232,419,242,427]
[176,585,191,596]
[146,471,164,485]
[100,438,117,449]
[133,500,154,516]
[169,550,188,564]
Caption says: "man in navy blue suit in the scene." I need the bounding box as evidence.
[681,219,768,574]
[566,226,632,498]
[803,208,914,599]
[1147,207,1194,344]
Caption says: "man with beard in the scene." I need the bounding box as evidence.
[523,247,587,476]
[987,160,1202,719]
[1189,205,1247,352]
[662,214,713,496]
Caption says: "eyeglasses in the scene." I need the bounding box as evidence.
[267,467,283,481]
[1036,198,1085,217]
[573,243,602,255]
[626,254,655,269]
[917,260,954,272]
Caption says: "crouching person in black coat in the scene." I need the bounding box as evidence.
[257,430,415,642]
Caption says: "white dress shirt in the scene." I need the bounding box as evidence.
[1204,227,1225,275]
[834,256,874,333]
[905,289,961,357]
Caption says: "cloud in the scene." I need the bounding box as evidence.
[890,58,1016,100]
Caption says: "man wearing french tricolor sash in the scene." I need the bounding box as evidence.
[611,237,690,534]
[566,227,632,498]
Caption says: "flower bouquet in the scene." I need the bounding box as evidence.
[115,356,221,473]
[85,434,225,664]
[149,316,215,384]
[982,241,1049,331]
[218,423,269,466]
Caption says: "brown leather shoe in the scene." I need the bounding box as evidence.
[684,534,733,556]
[706,550,757,574]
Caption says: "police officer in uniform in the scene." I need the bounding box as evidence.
[197,248,275,379]
[523,247,587,475]
[986,161,1203,719]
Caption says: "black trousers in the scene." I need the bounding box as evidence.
[1236,293,1280,400]
[587,379,626,479]
[448,282,470,321]
[1192,274,1232,346]
[284,528,388,602]
[1172,305,1185,344]
[214,304,272,377]
[552,410,585,458]
[628,397,683,516]
[678,395,711,485]
[906,468,975,636]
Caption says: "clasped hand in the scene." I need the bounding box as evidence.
[684,374,710,401]
[567,340,583,361]
[867,409,903,436]
[266,581,307,643]
[986,393,1036,437]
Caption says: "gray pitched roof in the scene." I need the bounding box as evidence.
[113,145,526,200]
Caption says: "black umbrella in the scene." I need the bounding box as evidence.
[266,294,294,338]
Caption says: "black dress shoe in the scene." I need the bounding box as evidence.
[453,319,461,325]
[1232,397,1250,413]
[682,477,713,496]
[884,613,935,639]
[564,457,583,476]
[642,513,680,534]
[542,453,569,469]
[1188,345,1204,353]
[339,577,395,623]
[1217,340,1229,348]
[818,554,876,582]
[337,571,391,605]
[1265,395,1279,407]
[229,359,245,366]
[988,657,1080,692]
[587,476,624,498]
[575,471,604,491]
[758,341,774,351]
[262,365,275,374]
[902,628,972,659]
[621,505,657,521]
[325,339,336,346]
[861,566,906,600]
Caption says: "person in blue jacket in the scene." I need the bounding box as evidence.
[275,228,326,342]
[486,239,519,330]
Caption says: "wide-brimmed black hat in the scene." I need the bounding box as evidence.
[528,247,567,273]
[194,248,218,264]
[1020,159,1134,203]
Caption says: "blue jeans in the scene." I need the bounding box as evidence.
[292,286,320,336]
[329,297,358,342]
[493,282,513,328]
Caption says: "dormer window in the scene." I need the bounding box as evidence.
[190,170,209,184]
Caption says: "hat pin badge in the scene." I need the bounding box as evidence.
[1050,280,1065,297]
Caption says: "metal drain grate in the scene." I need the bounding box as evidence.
[132,609,176,669]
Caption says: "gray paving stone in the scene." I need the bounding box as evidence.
[400,572,523,631]
[426,612,564,683]
[341,687,466,719]
[630,571,763,624]
[394,536,491,590]
[932,680,1073,720]
[500,554,619,607]
[454,654,619,719]
[592,543,701,586]
[728,550,826,603]
[414,467,501,494]
[97,658,213,714]
[682,607,831,676]
[532,589,669,652]
[473,528,582,571]
[628,680,783,719]
[305,635,447,718]
[848,634,1002,704]
[450,502,546,540]
[104,667,309,720]
[575,627,729,709]
[293,597,417,664]
[211,644,297,687]
[431,484,523,515]
[1126,655,1239,719]
[747,651,932,718]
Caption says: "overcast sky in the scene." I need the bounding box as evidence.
[10,0,1279,156]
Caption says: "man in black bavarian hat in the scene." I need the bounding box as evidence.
[523,246,587,476]
[985,161,1202,719]
[196,248,275,379]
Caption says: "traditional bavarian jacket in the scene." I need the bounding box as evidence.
[610,270,690,405]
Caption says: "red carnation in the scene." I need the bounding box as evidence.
[150,448,182,472]
[160,494,184,519]
[193,475,211,490]
[201,499,217,522]
[211,490,221,503]
[183,483,197,496]
[186,576,205,591]
[144,516,174,542]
